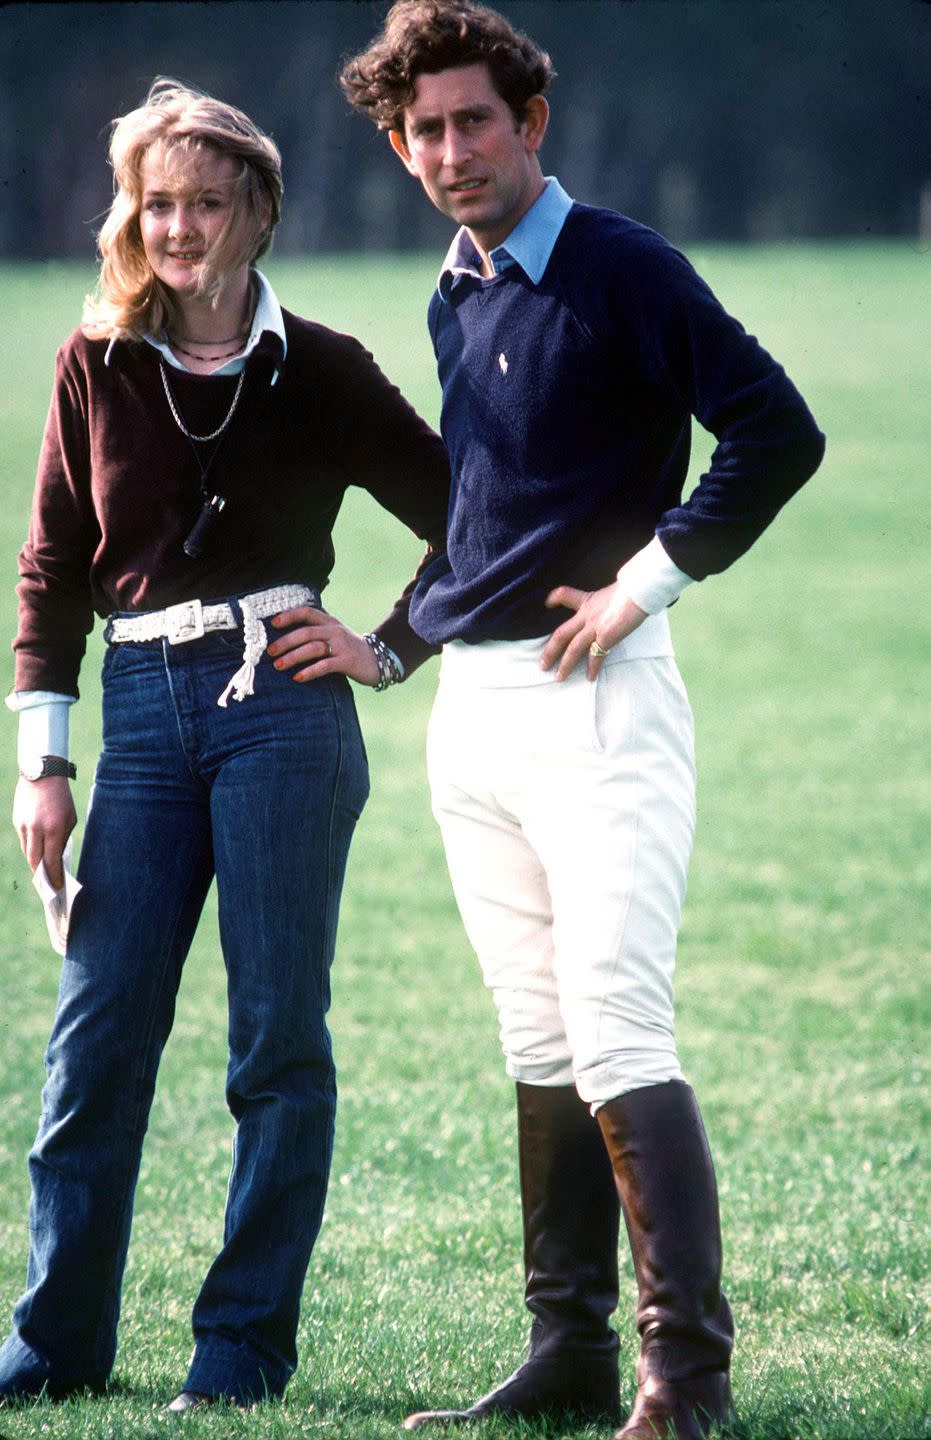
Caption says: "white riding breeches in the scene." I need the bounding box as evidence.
[427,616,695,1109]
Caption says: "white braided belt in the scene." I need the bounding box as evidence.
[107,584,318,708]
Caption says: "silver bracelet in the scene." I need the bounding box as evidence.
[362,633,403,692]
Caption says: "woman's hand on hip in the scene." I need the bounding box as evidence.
[541,582,648,681]
[267,605,380,687]
[13,776,77,890]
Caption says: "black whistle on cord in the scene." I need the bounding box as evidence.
[183,495,227,559]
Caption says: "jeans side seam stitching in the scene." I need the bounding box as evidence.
[321,681,345,995]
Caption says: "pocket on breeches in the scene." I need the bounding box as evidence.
[589,663,637,755]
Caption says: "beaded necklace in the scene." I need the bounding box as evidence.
[169,340,246,363]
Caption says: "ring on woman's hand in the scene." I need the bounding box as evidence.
[324,638,332,657]
[589,641,609,658]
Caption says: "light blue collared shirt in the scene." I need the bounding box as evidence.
[437,177,574,301]
[432,175,696,628]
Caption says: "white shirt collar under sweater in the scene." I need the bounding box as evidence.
[104,269,287,384]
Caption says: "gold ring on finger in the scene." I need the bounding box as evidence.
[589,641,609,658]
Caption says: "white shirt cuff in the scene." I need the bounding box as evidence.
[617,537,694,615]
[8,694,76,771]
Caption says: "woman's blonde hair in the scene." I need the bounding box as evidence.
[83,78,283,341]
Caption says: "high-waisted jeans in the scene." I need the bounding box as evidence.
[0,619,369,1402]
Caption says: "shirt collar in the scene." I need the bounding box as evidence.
[437,177,574,302]
[105,269,288,383]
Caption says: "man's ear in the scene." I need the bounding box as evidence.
[522,95,549,155]
[389,128,418,175]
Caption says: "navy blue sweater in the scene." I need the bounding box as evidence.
[409,204,825,645]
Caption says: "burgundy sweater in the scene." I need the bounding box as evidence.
[13,311,450,696]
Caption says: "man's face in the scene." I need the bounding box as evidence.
[390,63,548,252]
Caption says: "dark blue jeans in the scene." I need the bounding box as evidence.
[0,620,368,1403]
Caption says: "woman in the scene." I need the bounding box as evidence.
[2,79,448,1410]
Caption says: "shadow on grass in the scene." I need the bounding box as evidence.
[302,1383,623,1439]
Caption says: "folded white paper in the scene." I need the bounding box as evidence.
[32,842,82,956]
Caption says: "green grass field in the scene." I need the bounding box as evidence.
[0,246,927,1440]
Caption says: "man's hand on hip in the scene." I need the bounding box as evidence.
[541,582,648,681]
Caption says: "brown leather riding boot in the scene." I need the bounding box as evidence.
[404,1082,622,1430]
[597,1081,736,1440]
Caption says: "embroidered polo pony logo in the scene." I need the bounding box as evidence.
[498,352,509,375]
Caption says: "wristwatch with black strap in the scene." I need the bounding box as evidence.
[18,755,77,782]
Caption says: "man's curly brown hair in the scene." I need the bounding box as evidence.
[340,0,555,132]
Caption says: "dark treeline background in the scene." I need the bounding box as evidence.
[1,0,929,258]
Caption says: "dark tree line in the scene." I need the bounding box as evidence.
[1,0,928,258]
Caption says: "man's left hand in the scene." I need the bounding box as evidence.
[541,582,648,681]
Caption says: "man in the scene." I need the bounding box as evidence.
[342,6,824,1438]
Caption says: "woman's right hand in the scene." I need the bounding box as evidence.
[267,605,381,687]
[13,776,77,891]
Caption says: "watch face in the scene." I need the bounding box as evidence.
[20,756,72,782]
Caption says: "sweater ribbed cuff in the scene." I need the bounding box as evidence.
[617,536,694,615]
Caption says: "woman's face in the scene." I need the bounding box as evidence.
[138,142,252,298]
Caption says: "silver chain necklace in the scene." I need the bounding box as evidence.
[159,360,245,443]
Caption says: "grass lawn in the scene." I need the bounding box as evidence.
[0,245,927,1439]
